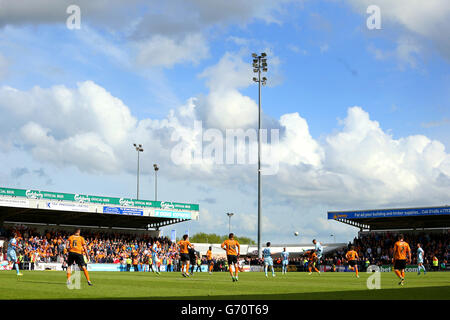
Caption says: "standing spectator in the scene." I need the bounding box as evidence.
[30,251,37,270]
[126,256,132,272]
[167,256,173,272]
[18,252,24,270]
[61,255,68,271]
[188,247,196,275]
[433,256,439,271]
[195,254,202,272]
[132,254,140,272]
[362,258,368,271]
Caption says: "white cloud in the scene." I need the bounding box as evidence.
[0,0,299,41]
[368,37,423,70]
[195,52,258,130]
[395,37,422,69]
[134,33,210,68]
[0,0,299,70]
[348,0,450,61]
[271,112,324,167]
[0,0,142,28]
[1,80,448,210]
[350,0,449,39]
[75,26,130,67]
[0,81,138,173]
[237,212,282,234]
[193,50,284,131]
[287,44,308,55]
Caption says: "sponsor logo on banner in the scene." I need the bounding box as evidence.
[154,210,192,219]
[103,206,144,216]
[26,190,43,199]
[0,198,29,208]
[74,194,90,203]
[34,263,64,271]
[250,266,264,272]
[119,198,134,206]
[379,265,419,273]
[45,202,90,212]
[161,201,175,209]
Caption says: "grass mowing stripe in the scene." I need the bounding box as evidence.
[1,271,449,299]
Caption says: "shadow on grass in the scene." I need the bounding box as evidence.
[48,285,450,300]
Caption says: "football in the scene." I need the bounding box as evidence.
[294,232,299,236]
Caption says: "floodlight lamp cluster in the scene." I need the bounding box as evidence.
[133,143,144,152]
[252,52,268,86]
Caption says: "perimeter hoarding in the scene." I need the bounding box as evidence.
[328,207,450,220]
[0,187,199,212]
[103,206,144,216]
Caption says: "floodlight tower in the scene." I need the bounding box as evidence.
[252,52,267,259]
[133,143,144,199]
[226,212,234,234]
[153,163,159,201]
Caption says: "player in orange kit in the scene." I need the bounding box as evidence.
[392,234,411,286]
[66,229,92,286]
[177,234,194,277]
[345,246,359,278]
[221,233,240,282]
[306,250,320,275]
[206,246,214,274]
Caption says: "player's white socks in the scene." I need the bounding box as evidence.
[265,266,275,277]
[418,265,426,274]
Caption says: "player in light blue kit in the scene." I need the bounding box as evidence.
[152,242,161,274]
[417,243,426,275]
[263,242,275,278]
[281,247,289,275]
[7,233,23,276]
[312,239,323,271]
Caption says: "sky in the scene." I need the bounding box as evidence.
[0,0,449,244]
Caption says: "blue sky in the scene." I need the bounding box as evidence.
[0,0,449,243]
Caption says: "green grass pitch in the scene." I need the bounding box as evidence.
[1,271,449,300]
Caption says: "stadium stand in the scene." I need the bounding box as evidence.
[318,231,449,271]
[326,206,450,272]
[1,225,179,270]
[0,186,199,272]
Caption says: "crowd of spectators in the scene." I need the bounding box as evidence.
[1,226,448,271]
[249,231,449,271]
[0,225,182,271]
[326,231,449,268]
[0,226,250,272]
